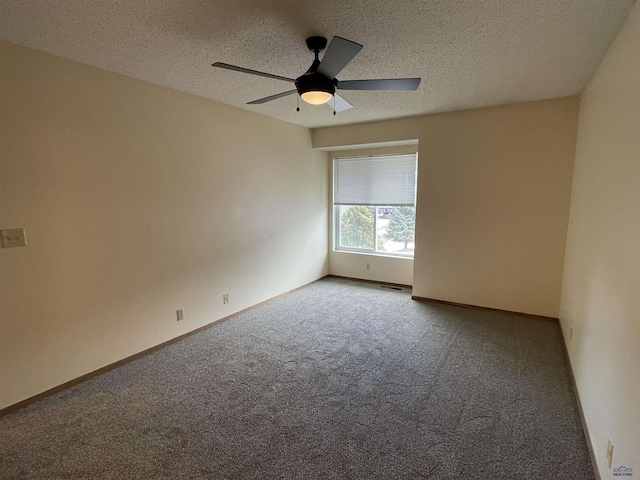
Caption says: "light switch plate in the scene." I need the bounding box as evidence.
[1,228,27,248]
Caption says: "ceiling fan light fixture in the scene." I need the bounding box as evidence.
[296,72,336,106]
[212,35,421,113]
[300,90,333,105]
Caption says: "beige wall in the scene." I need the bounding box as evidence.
[0,41,329,410]
[328,145,417,286]
[560,2,640,476]
[314,98,579,317]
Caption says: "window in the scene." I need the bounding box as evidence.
[333,154,417,258]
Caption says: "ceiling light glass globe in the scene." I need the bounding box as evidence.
[301,91,333,105]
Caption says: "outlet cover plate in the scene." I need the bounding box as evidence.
[1,228,27,248]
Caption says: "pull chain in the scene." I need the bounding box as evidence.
[333,94,336,115]
[296,94,300,112]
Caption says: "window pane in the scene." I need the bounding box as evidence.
[338,205,375,250]
[378,206,415,255]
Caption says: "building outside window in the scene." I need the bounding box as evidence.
[333,153,417,258]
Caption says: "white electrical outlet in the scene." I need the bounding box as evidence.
[176,308,184,321]
[606,439,614,469]
[223,294,229,305]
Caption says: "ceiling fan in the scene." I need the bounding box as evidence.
[212,36,421,113]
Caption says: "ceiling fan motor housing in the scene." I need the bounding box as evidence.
[295,72,337,98]
[296,38,336,100]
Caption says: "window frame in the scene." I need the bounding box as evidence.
[332,153,417,259]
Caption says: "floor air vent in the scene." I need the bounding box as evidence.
[378,284,403,291]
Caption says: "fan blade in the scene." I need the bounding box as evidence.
[327,93,353,112]
[247,90,297,105]
[317,36,363,79]
[212,62,294,83]
[338,78,421,91]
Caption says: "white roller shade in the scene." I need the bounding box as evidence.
[334,154,417,206]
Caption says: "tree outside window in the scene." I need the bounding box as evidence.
[339,206,375,249]
[386,206,415,250]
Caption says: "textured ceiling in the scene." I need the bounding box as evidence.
[1,0,636,128]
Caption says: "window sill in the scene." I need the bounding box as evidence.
[332,249,414,260]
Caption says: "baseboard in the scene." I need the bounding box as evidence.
[0,276,325,417]
[558,323,601,480]
[411,295,558,322]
